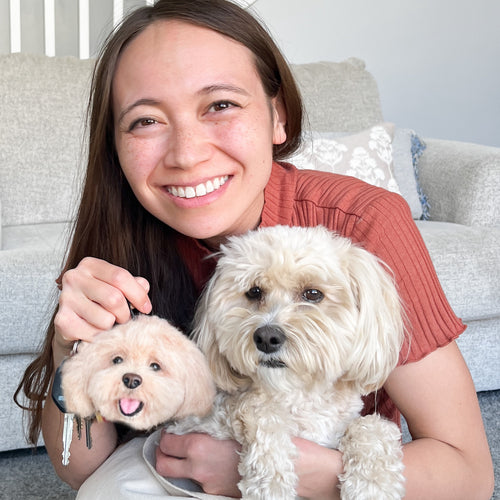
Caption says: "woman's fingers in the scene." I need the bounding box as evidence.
[54,257,151,343]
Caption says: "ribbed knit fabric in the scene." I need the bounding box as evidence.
[177,162,465,424]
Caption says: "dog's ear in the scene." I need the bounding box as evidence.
[342,245,405,394]
[171,344,216,419]
[60,342,97,418]
[193,275,252,394]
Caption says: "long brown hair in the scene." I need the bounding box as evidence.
[15,0,304,446]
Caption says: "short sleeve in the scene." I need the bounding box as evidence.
[348,190,465,363]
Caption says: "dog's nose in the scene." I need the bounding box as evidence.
[253,326,286,354]
[122,373,142,389]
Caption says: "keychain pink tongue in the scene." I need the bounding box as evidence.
[119,398,143,416]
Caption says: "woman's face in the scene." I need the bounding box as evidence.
[113,20,287,247]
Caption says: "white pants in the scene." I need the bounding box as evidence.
[76,430,232,500]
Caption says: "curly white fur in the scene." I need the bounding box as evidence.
[61,315,215,431]
[167,225,406,499]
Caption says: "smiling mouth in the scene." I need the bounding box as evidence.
[167,175,229,199]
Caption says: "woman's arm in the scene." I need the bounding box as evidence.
[385,341,494,500]
[43,257,153,489]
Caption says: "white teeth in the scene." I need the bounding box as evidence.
[168,176,228,199]
[205,180,214,194]
[195,183,207,197]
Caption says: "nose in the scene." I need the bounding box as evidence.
[164,119,211,170]
[122,373,142,389]
[253,326,286,354]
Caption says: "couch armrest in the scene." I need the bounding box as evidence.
[418,139,500,226]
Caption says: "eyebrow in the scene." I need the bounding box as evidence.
[197,84,251,97]
[117,98,161,125]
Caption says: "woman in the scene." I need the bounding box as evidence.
[16,0,493,498]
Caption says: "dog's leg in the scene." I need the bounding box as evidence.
[236,414,299,500]
[338,414,405,500]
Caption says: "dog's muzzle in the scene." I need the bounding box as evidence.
[253,325,285,354]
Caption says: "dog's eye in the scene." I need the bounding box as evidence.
[112,356,123,364]
[302,289,324,303]
[245,286,263,301]
[150,362,161,371]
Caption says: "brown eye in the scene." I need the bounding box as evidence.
[302,289,324,303]
[246,286,263,301]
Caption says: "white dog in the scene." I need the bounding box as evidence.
[167,225,406,500]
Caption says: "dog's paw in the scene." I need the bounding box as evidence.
[338,414,405,500]
[164,415,204,435]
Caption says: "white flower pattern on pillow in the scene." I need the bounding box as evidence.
[289,123,401,194]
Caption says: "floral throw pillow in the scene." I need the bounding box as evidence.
[289,123,401,194]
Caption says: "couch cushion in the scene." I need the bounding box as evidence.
[1,222,71,251]
[456,317,500,392]
[0,223,70,354]
[392,128,425,220]
[291,58,383,133]
[1,353,44,450]
[0,53,93,227]
[416,220,500,321]
[289,124,426,219]
[289,123,400,193]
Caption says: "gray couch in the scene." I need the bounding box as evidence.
[1,53,499,452]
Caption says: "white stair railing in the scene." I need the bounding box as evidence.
[9,0,21,54]
[79,0,90,59]
[7,0,155,59]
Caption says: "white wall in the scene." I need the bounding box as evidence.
[251,0,500,147]
[1,0,499,147]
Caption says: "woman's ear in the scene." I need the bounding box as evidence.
[271,94,287,145]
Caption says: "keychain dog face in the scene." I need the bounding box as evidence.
[61,315,215,430]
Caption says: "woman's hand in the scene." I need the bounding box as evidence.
[155,431,242,497]
[293,438,342,500]
[53,257,152,359]
[156,431,343,500]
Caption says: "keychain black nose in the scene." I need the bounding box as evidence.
[122,373,142,389]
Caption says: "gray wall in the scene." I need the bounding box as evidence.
[1,0,499,147]
[254,0,500,148]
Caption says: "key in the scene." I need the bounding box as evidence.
[76,415,82,441]
[51,341,79,466]
[85,417,93,450]
[52,363,75,465]
[62,413,74,466]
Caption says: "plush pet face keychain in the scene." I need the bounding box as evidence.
[60,314,215,431]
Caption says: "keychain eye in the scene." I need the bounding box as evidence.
[112,356,123,365]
